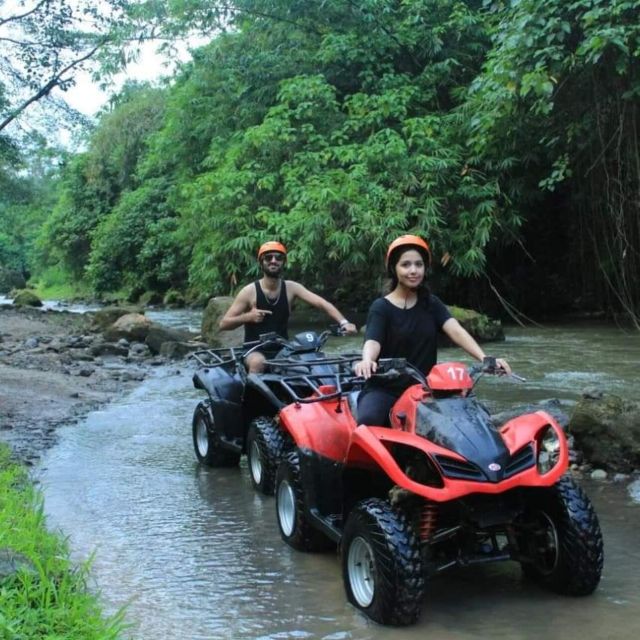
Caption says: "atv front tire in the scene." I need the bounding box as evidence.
[246,417,286,495]
[341,498,425,626]
[275,450,333,551]
[192,401,241,467]
[519,475,603,595]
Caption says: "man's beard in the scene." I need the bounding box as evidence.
[261,263,283,278]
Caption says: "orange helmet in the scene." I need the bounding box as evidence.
[257,241,287,260]
[386,234,431,270]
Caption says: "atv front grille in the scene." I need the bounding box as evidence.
[435,444,535,483]
[433,455,485,481]
[503,444,535,478]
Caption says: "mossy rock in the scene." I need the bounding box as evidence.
[138,291,163,306]
[163,289,185,308]
[12,289,42,307]
[448,305,504,343]
[569,391,640,472]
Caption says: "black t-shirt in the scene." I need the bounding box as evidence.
[364,294,452,382]
[244,280,290,342]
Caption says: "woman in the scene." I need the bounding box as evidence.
[354,234,510,426]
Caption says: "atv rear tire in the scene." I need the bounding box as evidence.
[519,475,603,595]
[341,498,425,626]
[275,450,333,551]
[192,401,241,467]
[246,417,286,495]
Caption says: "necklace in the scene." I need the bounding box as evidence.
[262,279,282,306]
[401,289,416,309]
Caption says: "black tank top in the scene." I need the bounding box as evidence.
[244,280,290,342]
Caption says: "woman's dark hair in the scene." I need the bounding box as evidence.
[384,244,431,303]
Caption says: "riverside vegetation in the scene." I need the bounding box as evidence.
[0,446,127,639]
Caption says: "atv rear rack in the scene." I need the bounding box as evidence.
[263,354,363,404]
[190,346,245,370]
[265,352,361,374]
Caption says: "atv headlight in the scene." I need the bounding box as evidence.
[536,426,560,474]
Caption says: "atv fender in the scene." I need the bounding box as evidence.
[278,396,356,461]
[348,419,568,503]
[500,410,568,461]
[193,367,244,402]
[210,397,246,448]
[245,373,286,411]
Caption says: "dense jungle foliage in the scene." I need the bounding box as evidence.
[1,0,639,324]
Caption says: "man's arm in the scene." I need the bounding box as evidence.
[219,285,272,330]
[287,281,357,334]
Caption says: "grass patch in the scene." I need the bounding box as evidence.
[28,266,93,301]
[0,446,129,639]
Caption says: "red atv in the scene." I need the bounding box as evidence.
[272,358,604,626]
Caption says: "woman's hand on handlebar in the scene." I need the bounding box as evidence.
[354,359,377,379]
[483,355,512,375]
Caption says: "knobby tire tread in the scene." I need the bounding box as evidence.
[343,497,425,626]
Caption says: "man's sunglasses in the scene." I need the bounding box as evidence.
[262,253,285,263]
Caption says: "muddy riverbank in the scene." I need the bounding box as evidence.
[0,305,164,465]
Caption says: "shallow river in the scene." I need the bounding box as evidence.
[37,323,640,639]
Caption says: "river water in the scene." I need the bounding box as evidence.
[37,321,640,639]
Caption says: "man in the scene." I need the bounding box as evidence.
[219,241,357,372]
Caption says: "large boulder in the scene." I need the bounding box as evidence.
[103,313,152,342]
[145,322,195,355]
[91,305,143,332]
[12,289,42,307]
[568,390,640,472]
[201,297,244,347]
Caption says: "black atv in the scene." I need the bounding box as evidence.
[190,327,358,495]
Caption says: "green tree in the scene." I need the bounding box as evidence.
[35,84,167,286]
[180,0,503,300]
[467,0,640,321]
[0,130,61,284]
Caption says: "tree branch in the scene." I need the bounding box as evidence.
[0,0,50,29]
[0,40,107,133]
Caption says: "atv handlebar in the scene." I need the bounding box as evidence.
[243,324,349,359]
[469,357,526,382]
[350,358,426,385]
